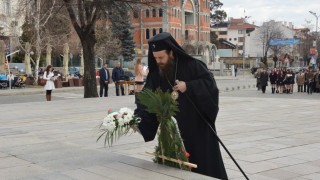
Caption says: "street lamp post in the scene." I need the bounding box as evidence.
[309,11,320,68]
[242,16,251,78]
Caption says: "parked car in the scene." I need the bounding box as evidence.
[68,67,80,75]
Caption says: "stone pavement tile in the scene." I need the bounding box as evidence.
[258,168,301,179]
[232,174,279,180]
[118,156,215,180]
[0,141,72,156]
[308,159,320,167]
[236,154,275,163]
[225,168,245,179]
[301,173,320,180]
[266,156,308,166]
[22,172,76,180]
[0,151,9,158]
[16,147,97,163]
[0,156,31,169]
[0,164,52,180]
[288,177,311,180]
[291,151,320,161]
[36,152,121,172]
[62,169,111,180]
[239,161,286,174]
[84,163,178,180]
[280,163,320,175]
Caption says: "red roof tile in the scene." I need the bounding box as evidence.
[230,18,244,23]
[229,23,259,29]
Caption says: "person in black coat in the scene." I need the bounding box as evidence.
[99,63,110,97]
[134,33,228,179]
[269,69,277,94]
[112,62,125,96]
[260,68,269,93]
[278,71,285,94]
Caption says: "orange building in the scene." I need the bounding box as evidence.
[128,0,211,55]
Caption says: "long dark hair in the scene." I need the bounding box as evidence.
[46,65,52,75]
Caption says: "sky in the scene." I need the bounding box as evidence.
[220,0,320,30]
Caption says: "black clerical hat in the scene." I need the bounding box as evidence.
[148,32,171,52]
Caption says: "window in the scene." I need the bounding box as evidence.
[238,45,243,50]
[159,28,163,33]
[229,38,232,41]
[152,9,156,17]
[203,0,205,8]
[205,0,207,9]
[234,38,237,41]
[153,28,156,36]
[238,30,244,34]
[175,29,177,39]
[146,9,149,18]
[159,8,163,17]
[4,0,11,16]
[146,29,150,39]
[219,31,227,35]
[185,30,189,40]
[133,11,138,18]
[174,9,176,17]
[238,37,244,42]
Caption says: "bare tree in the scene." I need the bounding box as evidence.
[18,0,71,84]
[256,21,289,67]
[95,26,121,63]
[63,0,149,98]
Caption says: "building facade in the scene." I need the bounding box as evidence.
[211,18,258,56]
[0,0,24,56]
[130,0,211,55]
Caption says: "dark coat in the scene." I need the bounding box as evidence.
[269,73,277,84]
[112,67,124,82]
[135,59,228,179]
[260,72,269,86]
[99,68,110,84]
[278,74,285,85]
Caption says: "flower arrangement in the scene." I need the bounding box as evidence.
[97,108,140,146]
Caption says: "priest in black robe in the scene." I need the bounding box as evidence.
[134,32,228,179]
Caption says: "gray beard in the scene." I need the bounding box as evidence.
[159,57,175,82]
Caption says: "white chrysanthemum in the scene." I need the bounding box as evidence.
[123,115,131,124]
[119,107,129,114]
[118,118,125,126]
[103,115,114,123]
[106,121,116,131]
[126,111,134,118]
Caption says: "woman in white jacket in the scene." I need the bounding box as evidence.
[43,65,55,101]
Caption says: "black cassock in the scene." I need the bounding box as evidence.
[134,58,228,179]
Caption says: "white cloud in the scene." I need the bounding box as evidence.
[220,0,320,30]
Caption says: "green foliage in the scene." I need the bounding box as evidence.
[109,4,135,62]
[210,0,227,23]
[137,88,190,171]
[210,31,219,45]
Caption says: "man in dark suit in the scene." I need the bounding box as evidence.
[112,62,125,96]
[260,68,269,93]
[99,63,110,97]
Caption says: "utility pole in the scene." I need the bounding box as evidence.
[309,11,319,68]
[242,16,251,78]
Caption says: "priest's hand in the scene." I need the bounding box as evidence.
[174,81,187,93]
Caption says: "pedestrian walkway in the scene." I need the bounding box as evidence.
[0,93,319,179]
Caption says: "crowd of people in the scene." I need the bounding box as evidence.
[255,66,320,94]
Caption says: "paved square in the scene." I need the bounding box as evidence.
[0,86,319,179]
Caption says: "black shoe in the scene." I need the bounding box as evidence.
[276,90,279,93]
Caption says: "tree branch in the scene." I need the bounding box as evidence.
[64,0,82,36]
